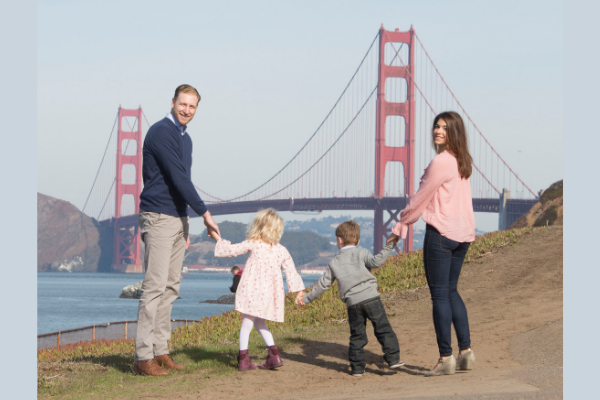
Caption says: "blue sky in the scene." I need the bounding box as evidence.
[37,0,563,233]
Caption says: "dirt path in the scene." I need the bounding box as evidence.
[125,226,563,400]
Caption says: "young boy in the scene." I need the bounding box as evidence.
[295,221,403,376]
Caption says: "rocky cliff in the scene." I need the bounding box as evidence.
[510,180,563,229]
[37,193,114,272]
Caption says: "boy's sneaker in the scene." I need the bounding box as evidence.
[351,370,365,377]
[389,361,405,369]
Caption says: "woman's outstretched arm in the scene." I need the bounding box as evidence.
[391,155,453,238]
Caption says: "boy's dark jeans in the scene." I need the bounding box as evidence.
[347,297,400,373]
[423,224,471,357]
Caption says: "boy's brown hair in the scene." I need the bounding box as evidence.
[335,220,360,245]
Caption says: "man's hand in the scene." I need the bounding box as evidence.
[202,211,220,239]
[186,236,190,250]
[386,234,400,246]
[295,291,305,306]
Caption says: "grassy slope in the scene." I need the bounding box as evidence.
[38,227,538,398]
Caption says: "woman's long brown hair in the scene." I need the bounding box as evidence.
[432,111,473,179]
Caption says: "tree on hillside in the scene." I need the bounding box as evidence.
[280,230,331,266]
[196,220,332,267]
[198,221,250,266]
[200,221,248,243]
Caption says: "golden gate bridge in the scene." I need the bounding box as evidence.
[81,26,537,273]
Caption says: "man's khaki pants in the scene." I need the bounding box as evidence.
[135,211,189,361]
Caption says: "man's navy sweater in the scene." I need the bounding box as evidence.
[139,117,208,218]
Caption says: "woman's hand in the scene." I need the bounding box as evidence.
[294,291,305,306]
[386,234,400,245]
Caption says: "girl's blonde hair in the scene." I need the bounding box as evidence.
[246,208,284,244]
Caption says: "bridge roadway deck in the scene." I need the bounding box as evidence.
[102,197,536,227]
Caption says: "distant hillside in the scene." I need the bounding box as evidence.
[285,215,373,251]
[184,221,332,269]
[510,180,563,229]
[37,193,114,272]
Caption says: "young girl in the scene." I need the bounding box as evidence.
[209,208,305,371]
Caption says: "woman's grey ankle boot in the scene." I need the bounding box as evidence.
[424,355,456,377]
[456,350,475,370]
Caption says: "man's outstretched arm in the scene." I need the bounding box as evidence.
[150,131,220,237]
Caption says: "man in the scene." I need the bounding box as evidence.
[133,84,220,376]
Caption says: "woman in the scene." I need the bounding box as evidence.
[387,111,476,376]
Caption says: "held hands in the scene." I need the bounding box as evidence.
[208,229,221,242]
[203,211,221,242]
[386,234,400,246]
[294,291,305,306]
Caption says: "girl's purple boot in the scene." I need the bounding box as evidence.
[259,345,283,369]
[237,350,257,371]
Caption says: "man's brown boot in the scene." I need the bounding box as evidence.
[132,359,169,376]
[155,354,184,371]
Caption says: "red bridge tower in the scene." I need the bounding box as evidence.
[374,26,416,253]
[112,106,143,273]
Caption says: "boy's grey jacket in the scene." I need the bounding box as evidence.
[303,242,395,307]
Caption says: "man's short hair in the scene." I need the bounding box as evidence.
[174,84,201,104]
[231,266,240,274]
[335,220,360,245]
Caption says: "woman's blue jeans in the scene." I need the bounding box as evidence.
[423,224,471,357]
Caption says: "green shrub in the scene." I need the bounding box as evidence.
[540,180,563,204]
[533,205,558,227]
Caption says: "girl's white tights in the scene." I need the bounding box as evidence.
[239,314,275,351]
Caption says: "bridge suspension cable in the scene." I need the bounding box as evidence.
[415,32,534,198]
[83,110,146,221]
[257,86,378,201]
[382,30,534,199]
[96,116,140,220]
[198,34,410,204]
[383,33,500,196]
[81,110,119,216]
[198,32,381,203]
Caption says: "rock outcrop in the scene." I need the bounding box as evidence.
[50,255,85,273]
[510,180,563,229]
[119,280,143,299]
[119,280,183,300]
[37,193,114,272]
[201,294,236,304]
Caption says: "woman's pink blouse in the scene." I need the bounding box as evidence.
[391,150,476,243]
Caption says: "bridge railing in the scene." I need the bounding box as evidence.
[37,319,200,350]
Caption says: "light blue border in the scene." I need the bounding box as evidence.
[0,0,37,396]
[564,0,594,397]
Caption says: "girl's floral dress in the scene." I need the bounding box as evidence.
[215,239,305,322]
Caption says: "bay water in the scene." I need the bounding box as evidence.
[37,272,322,335]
